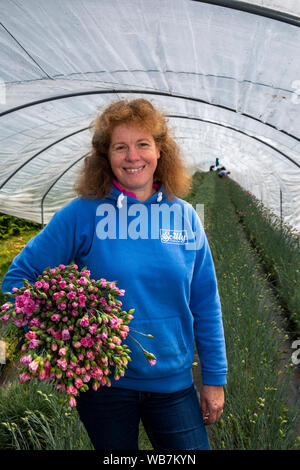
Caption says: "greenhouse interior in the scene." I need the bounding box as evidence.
[0,0,299,453]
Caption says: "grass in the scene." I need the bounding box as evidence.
[0,380,93,449]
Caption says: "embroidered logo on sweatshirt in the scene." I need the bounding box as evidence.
[160,229,188,245]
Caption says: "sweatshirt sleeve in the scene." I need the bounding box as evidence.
[189,212,228,386]
[1,198,95,296]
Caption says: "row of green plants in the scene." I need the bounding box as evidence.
[0,175,299,449]
[189,172,298,449]
[0,212,40,241]
[227,181,300,338]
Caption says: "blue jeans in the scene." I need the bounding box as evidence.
[76,384,210,450]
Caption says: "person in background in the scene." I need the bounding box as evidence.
[2,98,227,451]
[218,170,231,178]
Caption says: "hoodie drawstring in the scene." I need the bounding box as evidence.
[117,193,125,209]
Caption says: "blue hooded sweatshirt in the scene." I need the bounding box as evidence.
[1,185,227,392]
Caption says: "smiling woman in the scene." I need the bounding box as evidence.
[74,98,191,201]
[2,98,228,451]
[108,123,161,202]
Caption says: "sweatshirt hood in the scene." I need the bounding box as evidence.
[107,184,165,209]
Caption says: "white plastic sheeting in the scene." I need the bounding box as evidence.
[0,0,299,231]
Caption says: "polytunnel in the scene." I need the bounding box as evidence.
[0,0,300,231]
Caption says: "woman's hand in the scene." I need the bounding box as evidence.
[200,385,224,425]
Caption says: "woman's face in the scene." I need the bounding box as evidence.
[108,123,160,202]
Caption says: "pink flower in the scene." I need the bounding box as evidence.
[59,281,66,289]
[110,316,120,329]
[75,377,83,389]
[1,303,10,311]
[66,370,74,378]
[86,350,95,360]
[67,291,76,299]
[57,302,67,311]
[29,318,40,328]
[57,358,68,370]
[149,359,156,366]
[92,381,100,391]
[38,369,47,380]
[52,330,62,340]
[25,330,37,340]
[35,281,43,289]
[61,329,70,340]
[19,372,32,384]
[89,324,97,335]
[80,317,89,327]
[90,367,103,380]
[58,347,67,357]
[67,385,78,396]
[29,339,39,349]
[80,336,94,348]
[0,314,9,322]
[112,336,121,345]
[83,374,91,383]
[78,295,87,306]
[20,355,33,365]
[29,360,39,373]
[69,396,77,407]
[51,314,60,322]
[78,276,88,285]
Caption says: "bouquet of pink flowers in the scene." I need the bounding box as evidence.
[0,263,156,407]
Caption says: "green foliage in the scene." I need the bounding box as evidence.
[186,172,299,450]
[0,380,93,449]
[0,213,41,241]
[228,180,300,338]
